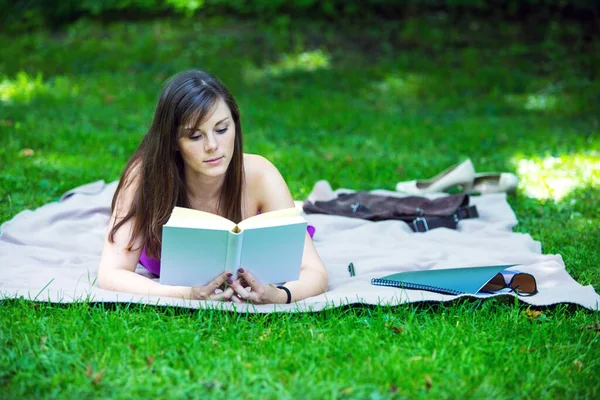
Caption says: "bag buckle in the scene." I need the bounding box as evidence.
[413,217,429,232]
[351,202,370,214]
[413,207,429,232]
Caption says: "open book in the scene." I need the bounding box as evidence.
[159,207,308,287]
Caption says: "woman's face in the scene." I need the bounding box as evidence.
[177,98,236,180]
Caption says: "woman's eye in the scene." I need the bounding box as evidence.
[216,127,228,134]
[190,134,202,140]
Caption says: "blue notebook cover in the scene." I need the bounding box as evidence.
[371,265,518,295]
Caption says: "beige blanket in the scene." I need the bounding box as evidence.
[1,180,598,312]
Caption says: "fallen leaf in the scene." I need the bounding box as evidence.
[389,384,398,393]
[395,165,405,177]
[339,387,353,395]
[525,309,543,319]
[0,119,14,127]
[85,363,106,384]
[323,152,333,161]
[345,154,353,163]
[92,370,104,385]
[537,206,544,215]
[390,326,404,334]
[20,148,34,157]
[128,343,136,352]
[583,321,600,333]
[103,95,115,104]
[573,360,583,371]
[279,374,288,385]
[40,336,47,350]
[146,355,155,368]
[519,346,535,353]
[424,375,433,391]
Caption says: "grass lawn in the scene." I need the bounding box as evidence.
[1,14,599,399]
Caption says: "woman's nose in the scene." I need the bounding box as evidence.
[204,133,218,152]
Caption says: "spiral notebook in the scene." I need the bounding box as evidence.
[371,264,518,295]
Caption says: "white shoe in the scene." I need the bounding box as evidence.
[471,173,519,194]
[395,159,475,194]
[306,180,335,203]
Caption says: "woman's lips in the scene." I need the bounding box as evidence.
[204,157,223,165]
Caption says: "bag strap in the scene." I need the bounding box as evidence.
[412,205,479,232]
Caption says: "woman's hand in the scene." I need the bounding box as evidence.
[227,268,288,304]
[191,271,236,301]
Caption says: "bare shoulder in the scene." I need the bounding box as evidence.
[243,153,294,212]
[113,158,143,217]
[244,153,278,180]
[244,154,281,189]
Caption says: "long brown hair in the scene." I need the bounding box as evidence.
[109,70,245,259]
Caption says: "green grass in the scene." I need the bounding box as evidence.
[1,299,598,399]
[1,14,599,399]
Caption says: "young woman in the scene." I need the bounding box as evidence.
[98,70,328,304]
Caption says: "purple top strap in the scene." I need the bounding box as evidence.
[139,247,162,276]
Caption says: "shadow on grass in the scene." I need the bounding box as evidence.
[1,295,596,320]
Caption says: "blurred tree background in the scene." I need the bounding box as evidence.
[1,0,599,33]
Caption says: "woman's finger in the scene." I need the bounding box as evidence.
[228,278,258,303]
[210,287,234,301]
[230,293,244,303]
[208,271,233,291]
[237,277,250,288]
[236,268,261,292]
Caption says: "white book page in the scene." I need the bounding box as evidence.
[238,207,301,230]
[165,207,236,231]
[239,216,306,231]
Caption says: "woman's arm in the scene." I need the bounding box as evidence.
[241,155,329,302]
[97,170,234,301]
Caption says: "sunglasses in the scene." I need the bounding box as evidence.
[482,272,538,296]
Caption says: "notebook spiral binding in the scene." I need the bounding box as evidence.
[371,278,464,295]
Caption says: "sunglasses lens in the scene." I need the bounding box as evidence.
[483,273,506,292]
[511,274,537,294]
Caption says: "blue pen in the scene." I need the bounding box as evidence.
[348,262,355,277]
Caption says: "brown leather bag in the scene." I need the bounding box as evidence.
[303,192,479,232]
